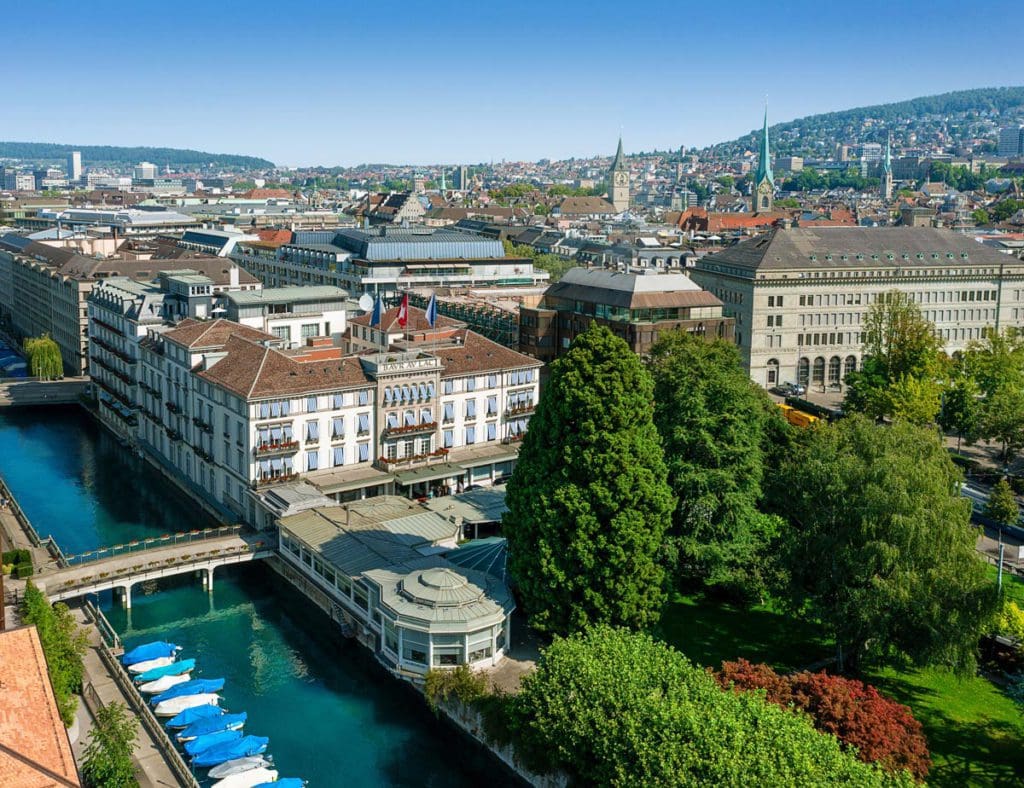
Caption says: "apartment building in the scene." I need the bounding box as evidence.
[690,227,1024,388]
[221,286,352,347]
[0,230,259,375]
[131,307,540,528]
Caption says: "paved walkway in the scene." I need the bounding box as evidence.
[71,605,186,788]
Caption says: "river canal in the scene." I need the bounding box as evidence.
[1,406,504,787]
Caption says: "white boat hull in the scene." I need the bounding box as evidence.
[139,673,191,694]
[208,756,273,780]
[127,656,175,674]
[211,767,278,788]
[154,693,220,717]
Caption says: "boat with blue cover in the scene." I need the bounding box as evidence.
[183,729,242,757]
[177,712,246,742]
[122,641,180,666]
[134,658,195,683]
[151,678,225,705]
[165,704,223,729]
[259,779,304,788]
[192,736,270,768]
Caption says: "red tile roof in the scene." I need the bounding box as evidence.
[0,627,80,787]
[435,330,541,376]
[161,318,275,350]
[257,229,294,245]
[349,305,463,333]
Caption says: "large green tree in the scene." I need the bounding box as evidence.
[503,627,907,786]
[960,329,1024,461]
[81,702,138,788]
[504,324,675,635]
[844,292,944,422]
[648,332,784,600]
[938,372,982,453]
[984,478,1020,532]
[777,416,996,672]
[24,334,63,380]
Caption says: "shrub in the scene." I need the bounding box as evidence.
[14,563,34,579]
[503,627,907,786]
[997,600,1024,642]
[2,548,31,566]
[716,659,931,780]
[423,664,487,713]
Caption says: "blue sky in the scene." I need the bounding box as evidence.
[4,0,1019,167]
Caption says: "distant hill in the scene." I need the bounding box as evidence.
[0,142,274,170]
[706,86,1024,159]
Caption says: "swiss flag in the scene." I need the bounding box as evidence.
[397,293,409,327]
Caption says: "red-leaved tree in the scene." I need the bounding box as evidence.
[715,659,930,780]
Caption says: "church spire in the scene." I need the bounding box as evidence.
[881,133,893,201]
[753,106,774,213]
[611,136,626,172]
[755,107,774,187]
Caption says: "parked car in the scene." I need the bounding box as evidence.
[774,381,806,396]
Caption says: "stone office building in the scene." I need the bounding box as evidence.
[690,226,1024,389]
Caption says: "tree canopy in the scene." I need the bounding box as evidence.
[502,626,908,786]
[25,334,63,380]
[0,141,272,169]
[20,581,88,726]
[776,416,996,672]
[844,291,945,423]
[504,324,675,635]
[648,332,785,600]
[81,702,139,788]
[984,478,1019,531]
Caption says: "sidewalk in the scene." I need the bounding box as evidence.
[71,605,188,788]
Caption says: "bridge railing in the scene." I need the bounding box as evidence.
[52,538,271,598]
[63,525,244,566]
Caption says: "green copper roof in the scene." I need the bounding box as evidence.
[610,136,626,172]
[755,108,774,187]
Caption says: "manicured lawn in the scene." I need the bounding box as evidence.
[987,563,1024,607]
[867,665,1024,787]
[658,591,1024,787]
[655,591,831,672]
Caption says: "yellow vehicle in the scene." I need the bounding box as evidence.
[777,403,819,428]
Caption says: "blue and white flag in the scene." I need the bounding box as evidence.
[425,293,438,328]
[370,294,382,327]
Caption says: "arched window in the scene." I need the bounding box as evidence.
[812,357,825,384]
[797,358,809,387]
[766,358,779,386]
[844,355,857,377]
[828,356,841,384]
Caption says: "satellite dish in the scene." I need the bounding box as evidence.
[358,293,375,312]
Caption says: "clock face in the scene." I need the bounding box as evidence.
[615,172,627,186]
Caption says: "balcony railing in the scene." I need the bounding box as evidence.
[192,417,214,434]
[375,448,448,472]
[165,401,182,415]
[165,428,183,443]
[253,472,299,488]
[254,440,299,457]
[382,421,436,438]
[506,404,536,417]
[501,434,526,445]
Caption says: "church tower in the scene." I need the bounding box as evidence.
[609,137,629,213]
[753,108,774,213]
[881,135,893,201]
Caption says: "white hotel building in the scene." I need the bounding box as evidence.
[132,306,540,528]
[690,227,1024,389]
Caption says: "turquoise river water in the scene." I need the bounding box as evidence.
[0,406,507,787]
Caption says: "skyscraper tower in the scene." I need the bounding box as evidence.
[67,151,82,184]
[881,135,893,201]
[609,137,629,212]
[753,108,774,213]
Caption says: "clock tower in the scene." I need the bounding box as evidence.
[609,137,629,213]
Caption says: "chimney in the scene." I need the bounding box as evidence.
[229,264,240,289]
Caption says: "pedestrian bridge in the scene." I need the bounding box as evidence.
[38,526,273,608]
